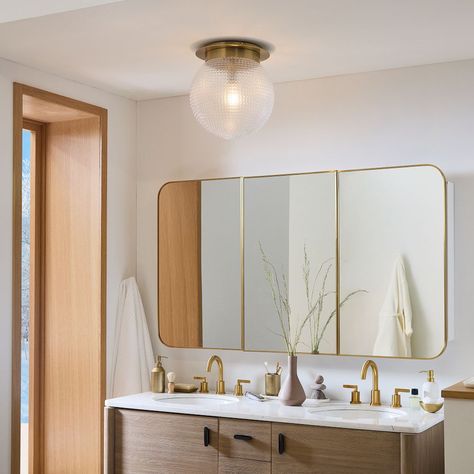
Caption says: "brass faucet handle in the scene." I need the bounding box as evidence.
[193,376,209,393]
[343,384,361,404]
[395,388,410,395]
[391,388,410,408]
[233,379,251,396]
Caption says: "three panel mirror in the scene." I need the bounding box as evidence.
[158,165,447,359]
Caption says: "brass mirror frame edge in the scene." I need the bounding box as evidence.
[156,163,448,360]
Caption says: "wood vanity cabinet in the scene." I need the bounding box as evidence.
[106,408,444,474]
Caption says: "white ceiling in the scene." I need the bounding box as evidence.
[0,0,122,23]
[1,0,474,100]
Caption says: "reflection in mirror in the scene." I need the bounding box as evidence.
[244,173,338,354]
[201,179,241,349]
[339,166,446,358]
[158,179,241,349]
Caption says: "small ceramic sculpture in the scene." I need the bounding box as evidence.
[309,374,327,400]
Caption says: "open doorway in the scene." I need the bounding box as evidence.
[12,84,107,474]
[20,121,43,474]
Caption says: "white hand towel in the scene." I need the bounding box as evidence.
[109,277,154,397]
[373,256,413,357]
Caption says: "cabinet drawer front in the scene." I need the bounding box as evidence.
[115,409,218,474]
[219,418,271,462]
[219,457,271,474]
[272,423,401,474]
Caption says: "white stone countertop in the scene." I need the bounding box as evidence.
[105,392,444,434]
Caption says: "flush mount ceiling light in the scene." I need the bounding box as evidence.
[190,40,274,140]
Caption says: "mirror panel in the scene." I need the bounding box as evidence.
[201,179,241,349]
[158,179,241,349]
[243,173,337,353]
[338,166,446,358]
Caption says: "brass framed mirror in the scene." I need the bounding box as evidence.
[157,164,447,359]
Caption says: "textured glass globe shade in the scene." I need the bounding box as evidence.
[190,57,274,140]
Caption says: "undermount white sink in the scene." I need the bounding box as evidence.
[308,405,405,422]
[154,394,239,407]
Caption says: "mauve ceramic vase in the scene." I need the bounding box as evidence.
[278,355,306,406]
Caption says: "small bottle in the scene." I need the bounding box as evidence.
[409,388,421,409]
[420,369,442,403]
[151,355,167,393]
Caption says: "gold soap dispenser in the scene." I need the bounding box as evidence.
[151,355,167,393]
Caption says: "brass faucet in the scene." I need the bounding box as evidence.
[206,355,226,394]
[360,360,381,406]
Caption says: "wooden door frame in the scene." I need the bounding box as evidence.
[11,83,108,474]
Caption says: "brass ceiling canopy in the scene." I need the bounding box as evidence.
[195,40,270,63]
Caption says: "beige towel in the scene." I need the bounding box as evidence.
[373,257,413,357]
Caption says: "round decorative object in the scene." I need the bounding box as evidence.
[419,401,444,413]
[190,41,274,140]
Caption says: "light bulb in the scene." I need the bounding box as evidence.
[224,84,242,108]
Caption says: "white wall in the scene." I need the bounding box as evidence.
[137,59,474,408]
[0,58,137,473]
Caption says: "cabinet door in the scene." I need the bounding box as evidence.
[272,423,400,474]
[114,409,218,473]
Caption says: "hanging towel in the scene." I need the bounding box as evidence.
[109,277,155,397]
[373,256,413,357]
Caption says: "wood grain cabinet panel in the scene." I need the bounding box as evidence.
[272,423,401,474]
[114,409,218,474]
[218,457,271,473]
[401,422,444,474]
[43,117,104,474]
[219,418,271,462]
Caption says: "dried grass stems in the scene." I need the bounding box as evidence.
[260,243,366,355]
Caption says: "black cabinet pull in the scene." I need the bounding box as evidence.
[233,434,253,441]
[278,433,285,454]
[203,426,210,447]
